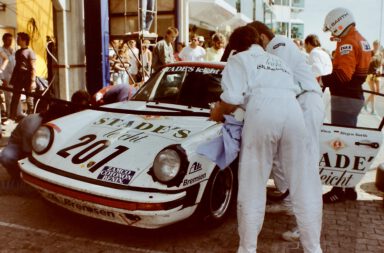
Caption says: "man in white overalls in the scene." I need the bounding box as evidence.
[211,25,322,253]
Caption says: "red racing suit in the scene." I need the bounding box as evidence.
[322,26,371,99]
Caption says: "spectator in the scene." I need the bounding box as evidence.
[152,27,178,72]
[112,46,130,85]
[198,36,205,48]
[127,40,140,82]
[174,42,185,62]
[179,34,206,62]
[9,32,36,120]
[205,33,226,62]
[304,34,333,80]
[0,33,17,122]
[140,39,152,82]
[0,90,90,179]
[321,7,372,203]
[365,40,383,114]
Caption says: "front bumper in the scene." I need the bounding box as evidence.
[19,158,200,228]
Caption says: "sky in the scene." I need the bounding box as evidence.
[297,0,384,52]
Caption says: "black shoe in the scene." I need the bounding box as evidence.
[323,187,346,203]
[345,188,357,200]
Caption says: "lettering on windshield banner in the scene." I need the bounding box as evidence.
[94,117,191,139]
[163,66,221,75]
[97,166,135,185]
[319,128,377,188]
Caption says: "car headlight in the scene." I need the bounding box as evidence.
[32,125,54,154]
[153,149,181,182]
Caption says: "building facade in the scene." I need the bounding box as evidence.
[269,0,305,39]
[0,0,279,100]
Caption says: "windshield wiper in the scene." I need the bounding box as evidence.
[146,103,195,113]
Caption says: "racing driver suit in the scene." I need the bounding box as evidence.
[321,26,371,202]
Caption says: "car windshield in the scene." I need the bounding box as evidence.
[132,65,223,109]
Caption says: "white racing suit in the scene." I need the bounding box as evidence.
[267,35,323,253]
[220,44,322,253]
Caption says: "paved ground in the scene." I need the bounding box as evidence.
[0,120,383,252]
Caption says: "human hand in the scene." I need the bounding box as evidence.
[209,101,224,122]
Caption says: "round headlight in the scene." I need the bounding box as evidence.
[153,149,181,182]
[32,126,54,154]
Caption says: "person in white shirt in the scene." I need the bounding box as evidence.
[127,40,140,82]
[247,21,323,251]
[304,34,333,79]
[0,33,16,121]
[210,25,321,253]
[179,34,206,62]
[205,33,225,62]
[140,40,152,82]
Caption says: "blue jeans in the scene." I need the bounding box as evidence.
[0,142,27,178]
[331,96,364,127]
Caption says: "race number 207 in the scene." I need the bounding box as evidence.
[57,134,129,172]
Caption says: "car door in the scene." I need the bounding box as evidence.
[320,88,384,187]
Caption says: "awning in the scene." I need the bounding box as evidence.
[222,13,253,30]
[189,0,237,29]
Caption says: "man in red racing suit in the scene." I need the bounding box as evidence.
[321,10,371,203]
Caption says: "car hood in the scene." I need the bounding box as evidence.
[32,101,217,189]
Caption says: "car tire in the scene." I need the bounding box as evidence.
[195,165,236,227]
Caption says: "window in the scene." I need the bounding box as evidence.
[292,0,304,8]
[274,0,289,6]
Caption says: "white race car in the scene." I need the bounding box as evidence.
[19,61,384,228]
[20,62,235,228]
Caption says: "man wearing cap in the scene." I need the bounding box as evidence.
[179,34,206,62]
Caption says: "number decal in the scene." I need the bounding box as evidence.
[89,145,129,173]
[57,134,96,158]
[56,135,129,173]
[72,140,110,164]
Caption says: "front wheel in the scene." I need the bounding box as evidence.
[195,166,236,227]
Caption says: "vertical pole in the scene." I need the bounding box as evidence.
[288,0,292,38]
[84,0,110,95]
[380,0,383,44]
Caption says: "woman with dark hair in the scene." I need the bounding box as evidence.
[211,25,321,253]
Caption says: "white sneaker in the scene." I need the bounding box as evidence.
[265,202,294,215]
[282,227,300,242]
